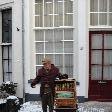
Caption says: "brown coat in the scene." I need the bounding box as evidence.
[31,64,59,96]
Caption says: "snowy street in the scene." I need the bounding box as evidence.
[18,101,112,112]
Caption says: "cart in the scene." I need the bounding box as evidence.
[54,79,78,112]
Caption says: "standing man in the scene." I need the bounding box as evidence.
[31,57,60,112]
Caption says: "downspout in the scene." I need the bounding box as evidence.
[22,0,25,103]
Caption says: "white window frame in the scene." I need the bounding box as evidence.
[33,0,77,77]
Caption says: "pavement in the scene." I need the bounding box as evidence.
[78,101,112,112]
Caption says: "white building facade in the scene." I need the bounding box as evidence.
[0,0,112,102]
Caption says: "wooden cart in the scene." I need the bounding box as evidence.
[54,79,78,112]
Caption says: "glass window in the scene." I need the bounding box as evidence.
[2,9,12,82]
[2,9,12,43]
[90,0,112,26]
[34,0,74,77]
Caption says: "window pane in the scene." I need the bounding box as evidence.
[65,54,73,66]
[54,0,63,27]
[91,34,102,49]
[104,34,112,49]
[54,30,63,53]
[55,42,63,53]
[91,50,102,64]
[64,42,73,53]
[45,42,53,53]
[55,54,63,66]
[109,13,112,26]
[45,30,53,53]
[99,13,107,25]
[64,0,73,26]
[64,14,73,26]
[36,42,44,53]
[36,54,44,65]
[91,65,102,80]
[35,3,43,15]
[35,16,43,27]
[54,15,63,27]
[99,0,107,12]
[45,30,53,41]
[9,60,12,72]
[65,54,73,77]
[64,0,73,13]
[64,29,73,40]
[103,66,112,80]
[44,0,53,27]
[35,30,44,41]
[44,15,53,27]
[109,0,112,12]
[104,50,112,65]
[3,61,8,72]
[90,0,98,12]
[2,9,12,43]
[9,46,12,59]
[90,13,98,25]
[35,1,43,27]
[3,47,8,59]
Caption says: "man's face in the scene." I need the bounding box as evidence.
[43,62,51,70]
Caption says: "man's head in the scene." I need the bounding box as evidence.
[42,58,51,70]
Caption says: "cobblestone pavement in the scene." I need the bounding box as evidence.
[78,101,112,112]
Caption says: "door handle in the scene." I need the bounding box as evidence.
[98,81,107,84]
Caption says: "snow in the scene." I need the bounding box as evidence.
[7,95,18,100]
[0,99,7,104]
[18,101,42,112]
[18,101,112,112]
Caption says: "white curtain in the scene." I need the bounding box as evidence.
[91,65,102,80]
[90,0,98,12]
[91,34,102,49]
[104,34,112,49]
[99,0,107,12]
[35,0,43,27]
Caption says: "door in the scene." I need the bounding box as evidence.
[89,31,112,101]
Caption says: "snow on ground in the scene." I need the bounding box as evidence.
[18,101,112,112]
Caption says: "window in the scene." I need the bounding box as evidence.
[90,0,112,26]
[2,9,12,82]
[34,0,74,77]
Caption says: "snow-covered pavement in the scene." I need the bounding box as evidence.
[18,101,112,112]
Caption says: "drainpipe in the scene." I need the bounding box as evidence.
[22,0,25,103]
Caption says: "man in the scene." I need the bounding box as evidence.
[31,57,60,112]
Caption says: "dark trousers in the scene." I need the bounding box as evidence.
[41,93,53,112]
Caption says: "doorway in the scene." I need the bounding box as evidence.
[89,31,112,101]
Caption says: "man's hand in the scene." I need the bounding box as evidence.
[31,83,35,88]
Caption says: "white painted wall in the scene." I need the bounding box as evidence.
[12,0,23,98]
[0,0,23,98]
[24,0,40,94]
[24,0,34,93]
[77,0,89,98]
